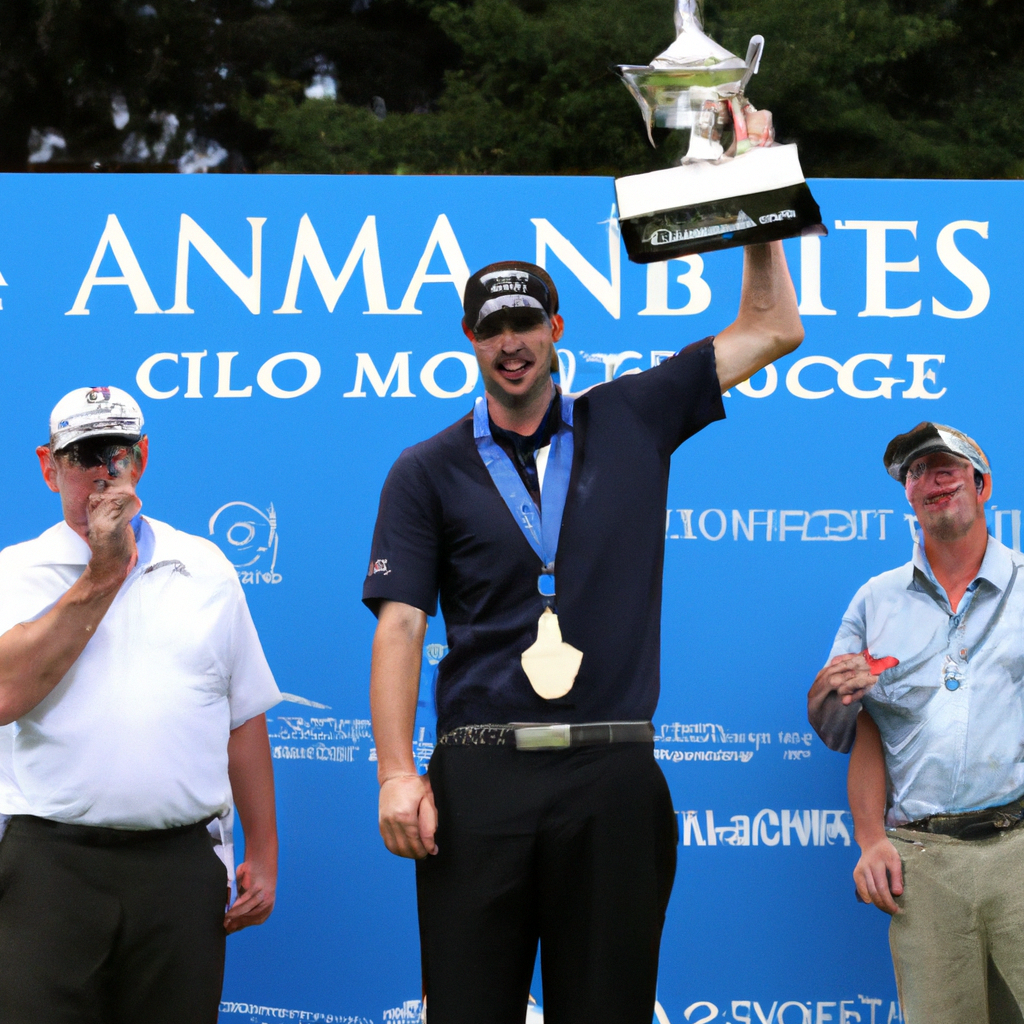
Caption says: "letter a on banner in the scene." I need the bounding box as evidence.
[397,215,470,314]
[66,214,162,315]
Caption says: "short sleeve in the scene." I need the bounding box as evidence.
[828,583,870,661]
[362,448,442,617]
[225,582,282,730]
[0,561,77,638]
[809,586,869,753]
[591,336,726,455]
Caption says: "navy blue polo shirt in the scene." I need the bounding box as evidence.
[363,337,725,734]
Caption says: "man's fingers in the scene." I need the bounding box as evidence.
[864,863,891,913]
[224,899,275,933]
[831,664,877,701]
[887,850,904,898]
[224,874,276,933]
[829,652,864,666]
[745,108,774,146]
[857,861,894,914]
[418,791,439,856]
[854,842,903,915]
[380,816,428,859]
[229,888,264,915]
[853,866,872,906]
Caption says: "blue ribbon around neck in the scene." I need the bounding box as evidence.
[473,393,574,604]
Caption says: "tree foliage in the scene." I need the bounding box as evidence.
[1,0,1022,177]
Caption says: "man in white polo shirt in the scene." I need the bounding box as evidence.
[0,386,281,1024]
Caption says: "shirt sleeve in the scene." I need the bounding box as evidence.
[362,447,442,618]
[809,586,869,753]
[0,558,69,637]
[589,336,726,456]
[225,581,282,730]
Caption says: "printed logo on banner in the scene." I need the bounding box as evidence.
[219,1000,371,1024]
[663,508,1024,548]
[269,638,445,768]
[655,722,813,762]
[74,210,987,329]
[656,994,902,1024]
[330,349,949,404]
[208,501,281,584]
[382,1000,424,1022]
[425,643,447,666]
[677,809,851,848]
[383,996,543,1023]
[664,509,897,544]
[268,707,373,764]
[576,350,945,403]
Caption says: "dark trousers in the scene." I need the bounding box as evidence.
[417,743,678,1024]
[0,815,228,1024]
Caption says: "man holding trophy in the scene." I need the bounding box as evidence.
[363,3,814,1021]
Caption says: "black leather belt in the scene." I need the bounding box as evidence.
[437,721,655,751]
[901,795,1024,841]
[8,814,216,847]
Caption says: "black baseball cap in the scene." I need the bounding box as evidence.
[462,261,559,333]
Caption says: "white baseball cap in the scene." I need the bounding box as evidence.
[48,386,144,452]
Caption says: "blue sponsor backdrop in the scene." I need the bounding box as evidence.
[0,172,1008,1024]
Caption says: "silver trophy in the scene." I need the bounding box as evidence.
[614,0,824,262]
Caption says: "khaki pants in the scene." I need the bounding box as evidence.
[889,825,1024,1024]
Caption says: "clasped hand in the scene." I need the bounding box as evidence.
[812,651,892,707]
[378,773,438,860]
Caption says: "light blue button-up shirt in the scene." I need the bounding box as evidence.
[829,534,1024,827]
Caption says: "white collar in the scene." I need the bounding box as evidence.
[31,516,160,568]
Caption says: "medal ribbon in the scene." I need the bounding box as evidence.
[473,394,575,604]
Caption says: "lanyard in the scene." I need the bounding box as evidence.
[473,393,575,603]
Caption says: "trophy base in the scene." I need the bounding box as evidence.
[615,144,825,262]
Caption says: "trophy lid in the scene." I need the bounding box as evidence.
[651,0,744,70]
[616,0,763,145]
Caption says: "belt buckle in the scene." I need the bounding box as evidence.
[513,724,571,750]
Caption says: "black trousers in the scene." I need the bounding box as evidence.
[0,815,228,1024]
[417,743,678,1024]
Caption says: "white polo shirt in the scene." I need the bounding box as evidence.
[0,516,281,830]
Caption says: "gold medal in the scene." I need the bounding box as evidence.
[521,608,583,699]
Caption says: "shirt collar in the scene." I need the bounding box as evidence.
[487,390,563,453]
[33,514,149,567]
[911,531,1015,595]
[32,520,93,565]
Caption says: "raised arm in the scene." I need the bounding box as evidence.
[370,599,436,859]
[713,240,803,393]
[0,484,138,726]
[849,710,903,915]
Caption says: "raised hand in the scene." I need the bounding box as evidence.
[85,475,141,583]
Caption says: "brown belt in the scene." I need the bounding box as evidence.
[900,795,1024,841]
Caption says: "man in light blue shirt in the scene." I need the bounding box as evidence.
[808,421,1024,1024]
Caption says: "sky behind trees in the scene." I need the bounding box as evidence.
[1,0,1019,177]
